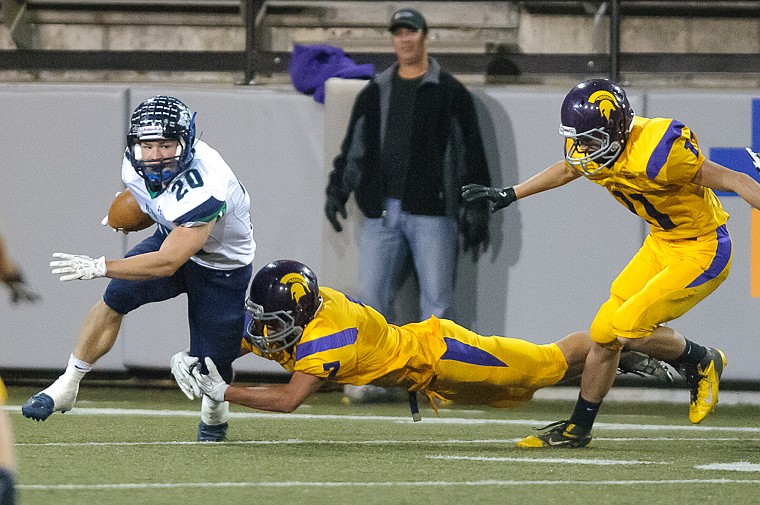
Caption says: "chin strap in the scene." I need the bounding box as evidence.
[408,392,421,422]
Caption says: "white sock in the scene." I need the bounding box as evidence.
[201,395,229,426]
[68,354,92,374]
[42,354,90,402]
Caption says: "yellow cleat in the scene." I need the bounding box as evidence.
[515,420,591,448]
[688,348,727,424]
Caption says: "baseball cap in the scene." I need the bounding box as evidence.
[388,8,427,32]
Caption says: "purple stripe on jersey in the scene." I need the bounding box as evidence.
[441,337,507,367]
[646,120,686,180]
[175,197,225,225]
[687,225,731,288]
[295,328,358,361]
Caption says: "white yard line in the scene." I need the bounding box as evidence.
[17,479,760,491]
[426,455,668,465]
[5,405,760,432]
[533,387,760,405]
[14,436,759,448]
[696,463,760,472]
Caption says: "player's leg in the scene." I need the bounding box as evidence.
[0,378,16,505]
[615,228,731,423]
[517,239,661,448]
[186,261,252,442]
[21,300,123,421]
[405,213,458,320]
[431,320,568,407]
[23,231,181,421]
[553,331,592,379]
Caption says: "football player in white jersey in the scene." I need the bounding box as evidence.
[22,96,256,441]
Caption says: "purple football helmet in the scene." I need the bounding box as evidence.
[559,79,635,175]
[245,260,323,355]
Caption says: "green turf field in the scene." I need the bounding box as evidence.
[4,385,760,505]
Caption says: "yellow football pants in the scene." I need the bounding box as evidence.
[590,225,732,344]
[426,319,568,408]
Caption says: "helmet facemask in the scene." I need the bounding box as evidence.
[245,297,304,356]
[561,123,623,176]
[126,96,196,194]
[131,136,187,193]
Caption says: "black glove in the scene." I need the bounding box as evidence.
[461,204,490,261]
[325,190,348,233]
[461,184,516,213]
[3,272,40,304]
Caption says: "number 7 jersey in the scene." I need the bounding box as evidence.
[581,116,729,240]
[121,139,255,269]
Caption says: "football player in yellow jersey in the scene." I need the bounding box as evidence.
[463,79,760,448]
[174,259,670,424]
[0,378,17,505]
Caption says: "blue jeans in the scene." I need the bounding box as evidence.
[358,199,458,323]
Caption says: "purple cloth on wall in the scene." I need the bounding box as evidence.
[289,44,375,104]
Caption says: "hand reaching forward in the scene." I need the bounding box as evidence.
[461,184,516,213]
[191,357,229,403]
[170,351,201,400]
[50,252,106,281]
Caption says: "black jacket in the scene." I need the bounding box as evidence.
[327,57,491,218]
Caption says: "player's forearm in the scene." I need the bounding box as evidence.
[223,384,304,413]
[105,224,211,280]
[734,178,760,211]
[105,251,186,280]
[514,161,578,199]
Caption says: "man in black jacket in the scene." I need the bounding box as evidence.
[325,7,491,326]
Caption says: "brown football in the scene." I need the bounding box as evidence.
[107,189,154,232]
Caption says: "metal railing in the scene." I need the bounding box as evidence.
[0,0,758,84]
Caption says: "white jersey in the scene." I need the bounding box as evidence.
[121,140,256,270]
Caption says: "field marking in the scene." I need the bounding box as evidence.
[5,405,760,433]
[696,462,760,472]
[17,478,760,491]
[427,455,667,465]
[15,436,758,448]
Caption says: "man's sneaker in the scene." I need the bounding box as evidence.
[341,385,407,404]
[21,383,79,422]
[198,421,228,442]
[516,420,592,448]
[617,351,673,383]
[680,347,726,424]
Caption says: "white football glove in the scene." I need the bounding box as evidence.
[170,351,201,400]
[191,357,229,403]
[50,252,107,282]
[747,147,760,173]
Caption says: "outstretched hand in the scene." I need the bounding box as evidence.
[461,184,516,213]
[50,252,107,281]
[191,357,229,403]
[3,273,40,304]
[170,351,201,400]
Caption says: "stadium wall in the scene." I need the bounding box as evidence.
[0,82,758,381]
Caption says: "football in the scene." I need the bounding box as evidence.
[107,189,154,232]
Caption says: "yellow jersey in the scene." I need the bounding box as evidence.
[578,116,729,240]
[243,287,447,391]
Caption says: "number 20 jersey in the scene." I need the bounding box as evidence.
[121,139,256,270]
[581,116,729,240]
